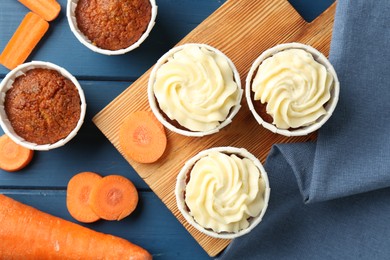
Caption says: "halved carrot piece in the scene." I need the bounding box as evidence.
[18,0,61,22]
[119,111,167,164]
[0,12,49,70]
[66,172,102,223]
[89,175,139,221]
[0,134,33,172]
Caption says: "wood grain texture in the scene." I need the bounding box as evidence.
[93,0,336,256]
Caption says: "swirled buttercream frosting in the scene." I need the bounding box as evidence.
[252,48,334,129]
[153,45,240,132]
[185,151,266,233]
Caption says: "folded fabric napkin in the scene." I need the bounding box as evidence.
[219,0,390,258]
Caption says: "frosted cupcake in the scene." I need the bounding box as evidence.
[0,61,86,151]
[176,147,270,239]
[246,43,340,136]
[148,43,242,137]
[67,0,157,55]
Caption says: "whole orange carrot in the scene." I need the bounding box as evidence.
[18,0,61,22]
[0,12,49,70]
[0,194,152,259]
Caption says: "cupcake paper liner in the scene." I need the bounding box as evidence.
[175,146,270,239]
[0,61,87,151]
[148,43,243,137]
[67,0,158,55]
[246,42,340,137]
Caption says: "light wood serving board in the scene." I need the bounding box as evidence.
[93,0,336,257]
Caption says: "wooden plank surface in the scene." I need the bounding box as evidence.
[0,0,222,80]
[93,0,336,256]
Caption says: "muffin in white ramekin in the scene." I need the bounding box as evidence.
[246,42,340,136]
[176,146,270,239]
[148,43,243,137]
[0,61,86,151]
[67,0,157,55]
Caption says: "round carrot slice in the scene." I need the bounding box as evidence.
[119,111,167,164]
[89,175,139,221]
[0,134,33,172]
[66,172,102,223]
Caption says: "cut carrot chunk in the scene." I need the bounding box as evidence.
[0,12,49,70]
[89,175,139,221]
[18,0,61,22]
[0,134,33,172]
[119,111,167,164]
[66,172,102,223]
[0,194,152,259]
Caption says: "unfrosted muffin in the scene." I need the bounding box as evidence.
[5,68,80,145]
[246,42,340,136]
[0,61,86,151]
[148,43,242,137]
[176,147,270,239]
[67,0,157,55]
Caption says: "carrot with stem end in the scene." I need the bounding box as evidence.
[0,194,152,259]
[0,134,33,172]
[18,0,61,22]
[0,12,49,70]
[66,172,102,223]
[89,175,139,221]
[119,111,167,164]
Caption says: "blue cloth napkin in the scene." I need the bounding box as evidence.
[219,0,390,258]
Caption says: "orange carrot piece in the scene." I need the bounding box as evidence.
[0,194,152,259]
[89,175,139,221]
[18,0,61,22]
[0,134,33,172]
[0,12,49,70]
[66,172,102,223]
[119,111,167,164]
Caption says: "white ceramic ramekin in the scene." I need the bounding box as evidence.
[175,146,270,239]
[246,42,340,137]
[0,61,86,151]
[67,0,158,55]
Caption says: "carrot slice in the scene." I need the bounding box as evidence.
[66,172,102,223]
[89,175,139,221]
[18,0,61,22]
[0,12,49,70]
[0,134,33,172]
[119,111,167,164]
[0,194,152,259]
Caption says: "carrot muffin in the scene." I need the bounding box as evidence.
[4,68,81,145]
[148,44,242,137]
[176,147,270,239]
[75,0,152,51]
[246,43,339,136]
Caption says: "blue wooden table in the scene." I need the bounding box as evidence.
[0,0,333,258]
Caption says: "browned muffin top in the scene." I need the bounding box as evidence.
[75,0,152,51]
[4,68,81,145]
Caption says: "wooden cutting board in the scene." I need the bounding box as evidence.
[93,0,336,257]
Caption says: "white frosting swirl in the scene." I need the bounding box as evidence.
[153,45,240,132]
[252,48,334,129]
[185,151,266,233]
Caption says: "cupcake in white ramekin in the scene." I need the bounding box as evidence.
[246,42,340,136]
[67,0,157,55]
[148,43,243,137]
[0,61,86,151]
[176,147,270,239]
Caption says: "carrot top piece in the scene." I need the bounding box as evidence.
[0,12,49,70]
[0,134,33,172]
[89,175,139,221]
[18,0,61,22]
[66,172,102,223]
[119,111,167,164]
